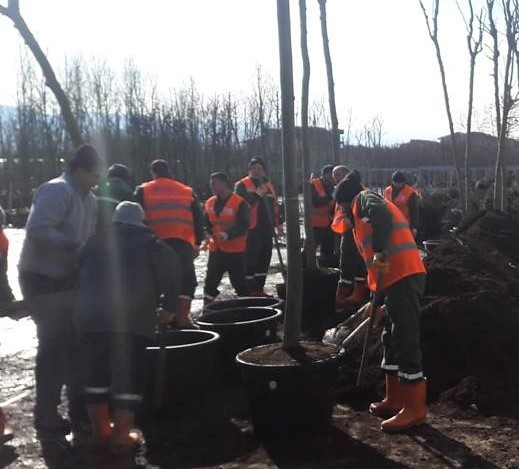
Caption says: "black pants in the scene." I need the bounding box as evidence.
[19,271,85,428]
[204,249,248,298]
[313,226,336,266]
[80,333,148,411]
[164,238,197,299]
[381,274,426,383]
[245,227,273,291]
[339,230,366,284]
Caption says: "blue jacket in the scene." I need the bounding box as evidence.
[74,222,181,339]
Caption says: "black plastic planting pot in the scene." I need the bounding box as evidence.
[204,296,284,313]
[196,307,283,380]
[276,267,339,338]
[142,329,220,416]
[236,341,340,439]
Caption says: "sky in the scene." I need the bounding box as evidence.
[0,0,497,144]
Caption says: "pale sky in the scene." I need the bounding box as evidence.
[0,0,497,143]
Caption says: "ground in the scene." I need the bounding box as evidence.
[1,228,518,468]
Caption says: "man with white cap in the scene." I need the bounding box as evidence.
[74,201,181,451]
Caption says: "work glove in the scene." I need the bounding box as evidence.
[157,308,175,325]
[373,252,390,275]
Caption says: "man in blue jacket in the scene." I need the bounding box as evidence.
[74,201,181,451]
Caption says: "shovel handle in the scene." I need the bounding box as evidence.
[356,273,384,386]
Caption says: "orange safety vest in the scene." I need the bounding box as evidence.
[142,178,195,244]
[236,176,276,230]
[331,205,351,235]
[383,184,418,222]
[311,178,334,228]
[352,190,425,292]
[205,193,247,253]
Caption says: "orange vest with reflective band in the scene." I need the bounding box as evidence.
[331,205,352,235]
[142,178,195,244]
[383,184,417,223]
[236,176,276,230]
[205,193,247,253]
[311,178,334,228]
[352,190,425,292]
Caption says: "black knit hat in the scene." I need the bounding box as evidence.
[334,170,363,204]
[391,171,406,183]
[248,156,267,170]
[108,164,131,182]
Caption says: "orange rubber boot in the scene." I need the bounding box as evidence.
[381,379,427,433]
[110,409,140,454]
[86,403,111,445]
[369,375,403,419]
[335,282,353,308]
[343,279,368,307]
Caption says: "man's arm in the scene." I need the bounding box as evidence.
[408,193,420,232]
[225,200,250,240]
[235,181,260,206]
[191,193,204,246]
[358,192,393,253]
[311,182,333,207]
[134,186,145,208]
[25,184,77,249]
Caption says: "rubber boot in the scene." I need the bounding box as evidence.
[86,403,111,446]
[381,378,427,433]
[0,407,14,444]
[110,408,140,454]
[343,279,368,307]
[175,297,198,329]
[369,374,403,419]
[335,282,353,308]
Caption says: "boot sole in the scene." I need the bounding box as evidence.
[369,407,401,419]
[380,417,427,433]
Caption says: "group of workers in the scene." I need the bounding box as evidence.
[1,142,427,453]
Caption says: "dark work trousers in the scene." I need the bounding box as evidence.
[164,238,197,299]
[245,226,273,291]
[381,274,426,383]
[80,333,148,411]
[339,230,366,284]
[204,249,248,299]
[313,226,336,267]
[19,271,85,429]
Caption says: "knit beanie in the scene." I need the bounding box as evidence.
[112,201,146,226]
[334,171,363,204]
[248,156,267,170]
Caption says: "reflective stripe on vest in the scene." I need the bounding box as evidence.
[352,190,425,291]
[143,178,195,244]
[331,205,351,235]
[311,178,334,228]
[383,184,417,222]
[205,193,247,253]
[236,176,275,230]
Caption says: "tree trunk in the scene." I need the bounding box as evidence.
[277,0,302,349]
[299,0,317,270]
[0,2,82,147]
[317,0,340,165]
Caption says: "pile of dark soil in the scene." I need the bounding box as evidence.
[337,210,519,417]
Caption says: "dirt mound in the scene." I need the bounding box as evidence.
[337,210,519,417]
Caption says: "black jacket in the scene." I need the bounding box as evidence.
[74,223,181,339]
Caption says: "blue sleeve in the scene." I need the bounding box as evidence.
[25,183,76,249]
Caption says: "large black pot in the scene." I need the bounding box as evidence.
[236,341,340,439]
[204,296,284,313]
[142,329,220,416]
[197,307,283,379]
[276,267,339,338]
